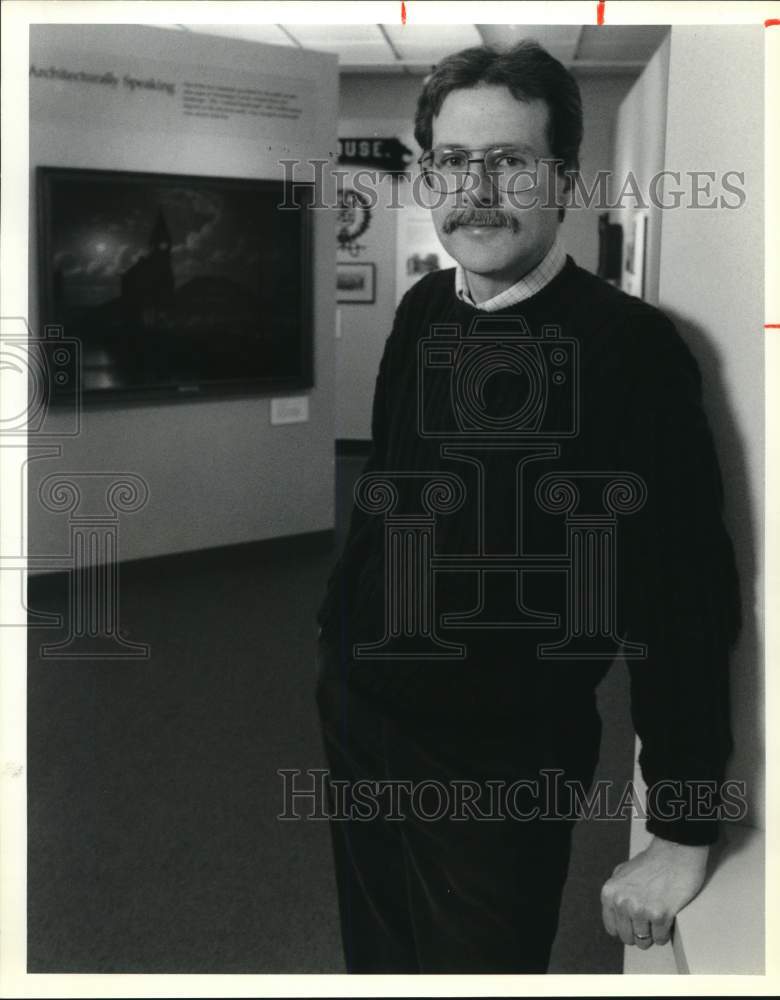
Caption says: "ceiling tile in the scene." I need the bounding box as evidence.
[179,24,297,47]
[576,25,669,62]
[383,24,482,61]
[167,23,669,75]
[282,23,394,63]
[282,24,385,46]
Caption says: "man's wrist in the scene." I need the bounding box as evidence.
[645,813,720,847]
[648,835,710,859]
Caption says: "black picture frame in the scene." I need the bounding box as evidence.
[337,262,376,304]
[597,213,623,282]
[36,166,314,406]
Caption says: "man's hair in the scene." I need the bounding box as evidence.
[413,40,583,177]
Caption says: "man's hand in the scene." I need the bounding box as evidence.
[600,837,709,949]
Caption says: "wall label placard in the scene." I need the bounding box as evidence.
[30,63,176,95]
[30,49,313,143]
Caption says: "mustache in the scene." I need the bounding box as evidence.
[442,208,520,235]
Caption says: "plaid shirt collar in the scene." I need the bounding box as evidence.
[454,232,567,312]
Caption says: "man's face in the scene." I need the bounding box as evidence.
[427,83,563,282]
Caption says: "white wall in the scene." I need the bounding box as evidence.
[28,25,338,568]
[620,24,764,975]
[336,72,634,440]
[657,25,764,831]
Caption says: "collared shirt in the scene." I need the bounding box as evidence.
[454,232,567,312]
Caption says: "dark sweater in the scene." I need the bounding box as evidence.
[317,258,742,845]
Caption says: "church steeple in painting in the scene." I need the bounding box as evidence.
[120,205,175,327]
[149,208,172,254]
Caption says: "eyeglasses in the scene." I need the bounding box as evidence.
[417,145,542,194]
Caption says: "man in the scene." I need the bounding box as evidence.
[315,41,741,973]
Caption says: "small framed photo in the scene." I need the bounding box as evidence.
[337,262,376,304]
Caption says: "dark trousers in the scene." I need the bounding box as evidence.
[315,640,598,974]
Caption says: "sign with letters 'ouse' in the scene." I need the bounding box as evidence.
[337,137,413,176]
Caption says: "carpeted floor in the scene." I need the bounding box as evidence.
[27,451,632,974]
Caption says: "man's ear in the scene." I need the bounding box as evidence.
[559,166,575,203]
